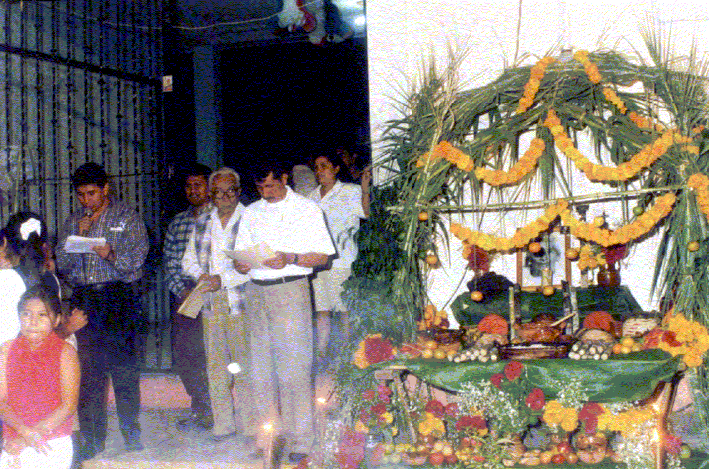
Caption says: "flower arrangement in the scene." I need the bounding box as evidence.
[353,384,398,439]
[473,138,545,186]
[352,334,396,369]
[657,310,709,367]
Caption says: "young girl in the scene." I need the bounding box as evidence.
[0,286,80,469]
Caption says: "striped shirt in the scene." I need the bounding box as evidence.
[163,206,209,297]
[56,199,149,286]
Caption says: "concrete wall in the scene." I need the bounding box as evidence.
[366,0,709,321]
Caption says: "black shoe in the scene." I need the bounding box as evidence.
[207,431,237,443]
[288,453,309,464]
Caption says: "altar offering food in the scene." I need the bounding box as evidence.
[577,328,615,345]
[450,343,499,363]
[582,310,614,332]
[515,313,564,343]
[568,341,612,360]
[477,314,509,334]
[622,317,658,337]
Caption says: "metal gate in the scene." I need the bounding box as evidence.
[0,0,169,369]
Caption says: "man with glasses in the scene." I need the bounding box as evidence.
[181,167,255,442]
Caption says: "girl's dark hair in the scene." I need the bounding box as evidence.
[1,211,47,275]
[18,284,61,320]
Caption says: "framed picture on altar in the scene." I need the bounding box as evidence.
[516,228,572,292]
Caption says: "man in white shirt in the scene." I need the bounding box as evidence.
[182,167,255,442]
[233,161,335,462]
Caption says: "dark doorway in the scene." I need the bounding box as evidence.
[219,38,370,202]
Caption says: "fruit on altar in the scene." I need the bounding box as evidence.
[593,216,606,227]
[539,451,553,464]
[551,453,566,463]
[418,211,429,221]
[569,340,612,359]
[632,205,645,216]
[577,328,615,345]
[428,452,445,465]
[575,432,608,464]
[566,248,579,260]
[688,240,700,252]
[433,348,447,360]
[613,336,641,354]
[582,310,615,333]
[450,342,499,363]
[471,290,484,302]
[528,242,542,253]
[477,314,509,334]
[476,332,509,347]
[426,254,439,266]
[565,452,579,464]
[542,285,555,296]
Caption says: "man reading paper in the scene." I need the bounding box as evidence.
[233,160,335,463]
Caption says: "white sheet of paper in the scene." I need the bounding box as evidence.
[63,235,107,254]
[177,280,208,318]
[223,242,276,268]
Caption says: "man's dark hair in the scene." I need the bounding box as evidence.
[182,162,212,185]
[252,160,290,183]
[72,162,108,188]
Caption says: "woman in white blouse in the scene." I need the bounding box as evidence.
[307,153,370,358]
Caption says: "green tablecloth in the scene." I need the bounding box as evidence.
[386,349,681,402]
[452,285,644,326]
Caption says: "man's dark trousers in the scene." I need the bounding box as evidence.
[74,281,141,459]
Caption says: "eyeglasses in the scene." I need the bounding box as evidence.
[211,188,238,198]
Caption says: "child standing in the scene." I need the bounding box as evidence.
[0,286,80,469]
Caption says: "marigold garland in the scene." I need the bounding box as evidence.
[473,138,546,186]
[560,192,676,247]
[544,109,693,182]
[516,56,557,114]
[450,199,569,252]
[573,50,602,84]
[542,400,579,432]
[687,173,709,222]
[576,244,606,270]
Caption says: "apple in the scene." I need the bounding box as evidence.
[445,454,459,464]
[539,451,553,464]
[551,453,566,464]
[429,453,445,466]
[556,442,573,454]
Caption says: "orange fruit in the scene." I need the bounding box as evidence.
[566,248,579,260]
[593,216,606,227]
[470,291,484,302]
[542,285,555,296]
[528,242,542,253]
[418,211,429,222]
[688,241,700,252]
[426,254,439,266]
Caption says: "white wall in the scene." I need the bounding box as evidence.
[367,0,709,320]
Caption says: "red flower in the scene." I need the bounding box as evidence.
[362,389,376,400]
[662,330,683,347]
[445,403,459,417]
[364,336,395,365]
[578,402,605,435]
[379,394,391,404]
[602,244,627,266]
[425,400,446,418]
[663,433,683,455]
[377,385,393,396]
[336,427,366,469]
[504,361,524,381]
[525,388,545,411]
[491,373,504,389]
[456,415,487,432]
[371,403,387,415]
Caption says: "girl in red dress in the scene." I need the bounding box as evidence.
[0,286,79,468]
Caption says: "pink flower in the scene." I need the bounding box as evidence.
[425,400,446,419]
[377,385,393,397]
[525,388,545,411]
[491,373,504,389]
[504,361,524,381]
[364,336,395,365]
[663,433,683,455]
[445,403,459,417]
[336,427,366,469]
[456,415,487,432]
[371,403,387,415]
[578,402,605,435]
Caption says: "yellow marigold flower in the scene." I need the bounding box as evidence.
[380,412,394,425]
[561,416,578,432]
[355,420,369,433]
[684,352,705,368]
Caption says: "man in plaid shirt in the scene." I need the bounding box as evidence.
[163,162,213,431]
[56,162,149,461]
